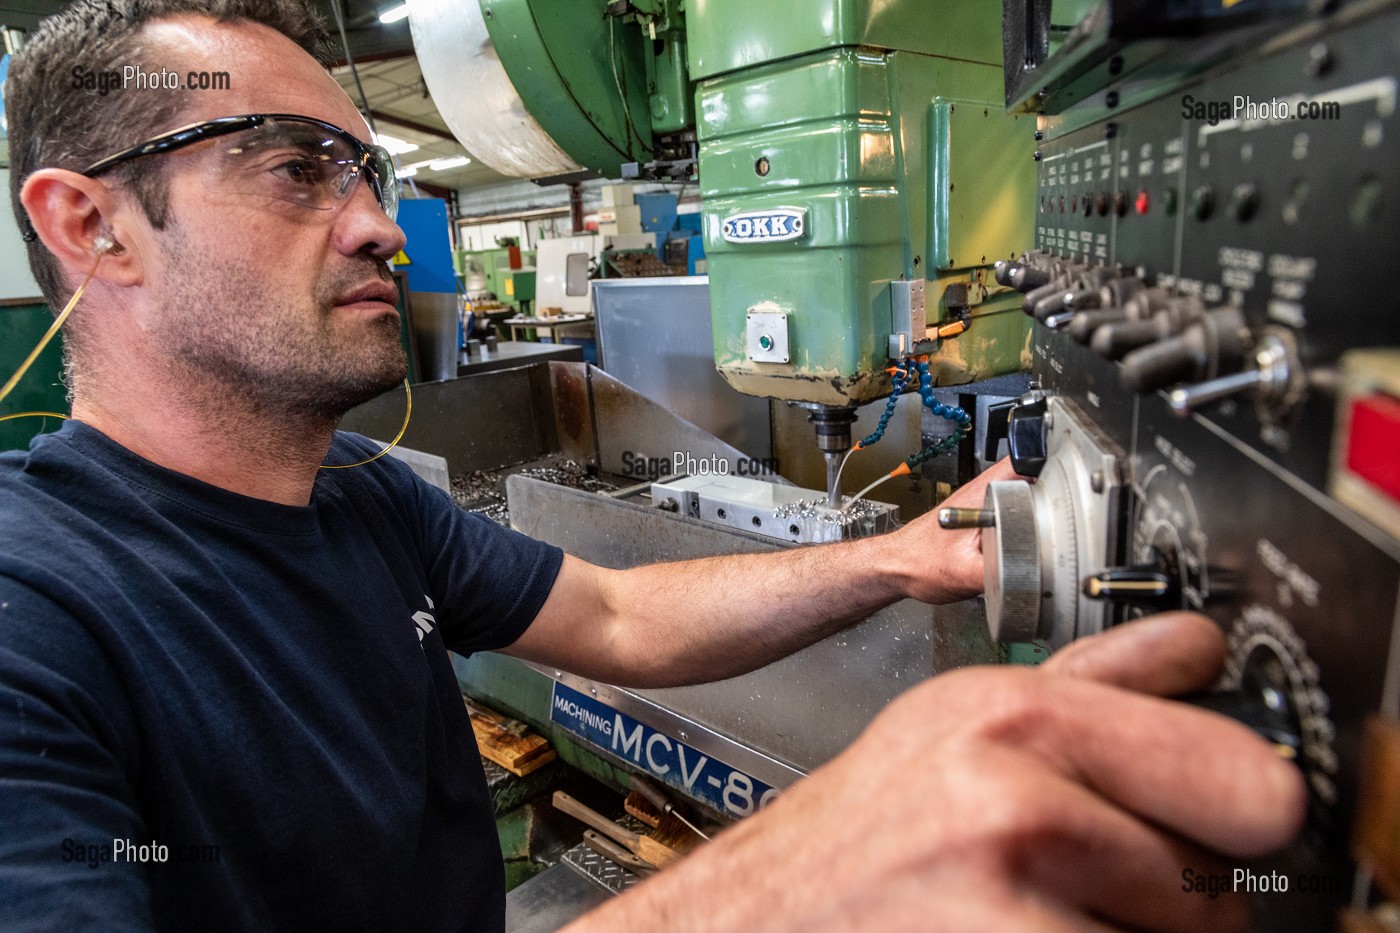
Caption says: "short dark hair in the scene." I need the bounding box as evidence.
[5,0,333,311]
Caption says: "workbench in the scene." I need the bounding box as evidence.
[501,314,594,344]
[455,341,583,378]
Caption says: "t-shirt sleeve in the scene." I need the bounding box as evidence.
[408,476,564,656]
[0,580,155,932]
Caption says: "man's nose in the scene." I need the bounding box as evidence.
[331,175,406,260]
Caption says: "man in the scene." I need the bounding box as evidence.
[1,2,1303,931]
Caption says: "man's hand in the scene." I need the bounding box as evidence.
[888,456,1022,605]
[564,613,1308,932]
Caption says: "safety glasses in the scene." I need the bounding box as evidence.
[81,113,400,221]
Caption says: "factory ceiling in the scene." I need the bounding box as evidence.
[1,0,503,196]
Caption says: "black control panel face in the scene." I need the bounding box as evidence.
[1003,3,1400,927]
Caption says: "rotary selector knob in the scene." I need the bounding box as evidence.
[980,398,1123,648]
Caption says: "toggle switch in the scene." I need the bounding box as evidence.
[1092,296,1206,361]
[1166,330,1304,416]
[1118,306,1251,395]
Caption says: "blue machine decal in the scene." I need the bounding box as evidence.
[720,208,807,244]
[549,681,780,819]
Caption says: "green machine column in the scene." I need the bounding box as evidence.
[473,0,696,176]
[690,0,1035,405]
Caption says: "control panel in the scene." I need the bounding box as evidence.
[982,1,1400,927]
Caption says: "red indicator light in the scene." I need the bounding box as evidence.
[1347,394,1400,502]
[1135,190,1150,215]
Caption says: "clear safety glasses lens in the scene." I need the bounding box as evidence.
[207,118,399,220]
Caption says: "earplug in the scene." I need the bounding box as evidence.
[93,227,124,255]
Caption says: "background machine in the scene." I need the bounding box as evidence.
[387,0,1400,926]
[411,0,1035,498]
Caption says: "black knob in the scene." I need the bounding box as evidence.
[993,260,1017,287]
[1007,398,1050,478]
[1031,290,1074,323]
[1009,265,1053,292]
[1068,308,1129,344]
[1230,183,1259,222]
[1091,319,1163,360]
[1183,692,1303,761]
[1191,184,1216,220]
[1022,278,1067,315]
[1064,288,1103,311]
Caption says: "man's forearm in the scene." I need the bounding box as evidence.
[507,462,1011,688]
[591,533,914,687]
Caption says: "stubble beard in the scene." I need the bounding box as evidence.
[152,235,408,426]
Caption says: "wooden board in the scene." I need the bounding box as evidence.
[466,700,556,777]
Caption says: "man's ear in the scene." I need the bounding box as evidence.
[20,168,143,287]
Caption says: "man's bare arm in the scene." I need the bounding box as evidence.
[502,460,1018,688]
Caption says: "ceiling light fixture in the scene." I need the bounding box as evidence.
[428,156,471,171]
[378,4,409,24]
[375,133,420,155]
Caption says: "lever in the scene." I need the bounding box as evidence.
[1118,307,1250,395]
[1082,567,1175,605]
[1166,331,1303,417]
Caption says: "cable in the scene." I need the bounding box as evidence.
[0,411,67,425]
[830,361,914,502]
[320,378,413,469]
[842,359,972,512]
[0,248,410,470]
[829,445,859,505]
[844,470,900,511]
[0,254,102,412]
[607,16,646,155]
[329,0,377,137]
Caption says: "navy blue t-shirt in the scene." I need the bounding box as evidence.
[0,421,563,932]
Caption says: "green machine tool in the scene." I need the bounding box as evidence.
[412,0,1035,492]
[458,246,537,311]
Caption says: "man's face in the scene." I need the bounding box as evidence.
[122,17,409,419]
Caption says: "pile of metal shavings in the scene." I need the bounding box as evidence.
[772,497,899,540]
[514,460,617,494]
[449,458,616,528]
